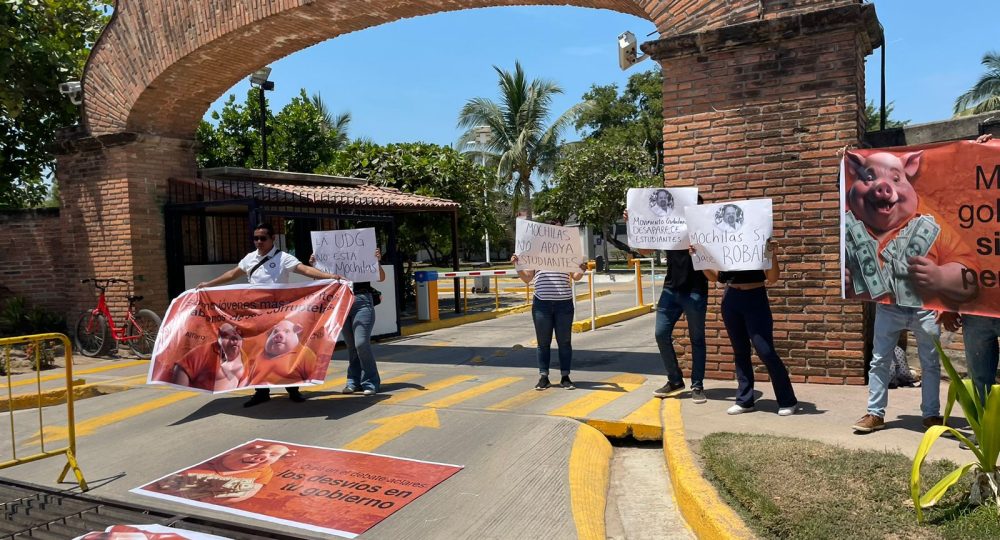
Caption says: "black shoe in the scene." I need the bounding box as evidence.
[654,381,685,398]
[286,387,306,403]
[535,376,551,390]
[560,376,576,390]
[244,389,271,408]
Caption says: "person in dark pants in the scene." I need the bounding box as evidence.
[694,238,798,415]
[339,248,386,396]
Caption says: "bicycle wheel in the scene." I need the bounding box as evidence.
[75,311,111,357]
[126,309,162,359]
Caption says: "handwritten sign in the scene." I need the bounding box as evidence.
[626,187,698,249]
[514,219,585,273]
[686,199,773,271]
[311,228,379,282]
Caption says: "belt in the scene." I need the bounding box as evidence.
[726,282,765,290]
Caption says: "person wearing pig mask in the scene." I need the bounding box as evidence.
[844,149,978,433]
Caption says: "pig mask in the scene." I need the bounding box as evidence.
[845,150,923,234]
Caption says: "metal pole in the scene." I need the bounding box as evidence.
[258,86,268,168]
[648,259,655,306]
[452,211,461,313]
[494,275,500,310]
[589,271,596,331]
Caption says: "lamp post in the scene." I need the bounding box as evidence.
[249,67,275,169]
[473,125,492,264]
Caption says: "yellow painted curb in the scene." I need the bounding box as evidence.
[568,422,612,540]
[572,303,654,333]
[401,290,611,336]
[661,399,756,540]
[1,379,87,412]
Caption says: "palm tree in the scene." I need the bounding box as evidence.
[954,51,1000,117]
[310,93,352,149]
[457,61,589,219]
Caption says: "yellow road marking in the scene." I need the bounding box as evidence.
[548,374,646,419]
[424,377,521,409]
[569,423,611,540]
[485,387,546,411]
[342,408,440,452]
[379,375,476,405]
[313,372,423,400]
[30,391,199,444]
[7,360,148,389]
[587,398,664,440]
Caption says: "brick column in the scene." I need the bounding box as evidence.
[643,3,882,384]
[54,132,196,320]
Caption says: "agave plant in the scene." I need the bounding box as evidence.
[910,341,1000,522]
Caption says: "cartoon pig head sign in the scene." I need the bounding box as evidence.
[845,150,923,239]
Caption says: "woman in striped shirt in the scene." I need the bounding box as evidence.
[512,254,586,390]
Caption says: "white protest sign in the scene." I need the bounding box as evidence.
[310,228,380,282]
[685,199,773,271]
[514,219,586,273]
[626,187,698,249]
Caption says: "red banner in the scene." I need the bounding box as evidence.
[133,439,463,538]
[147,281,353,392]
[841,139,1000,315]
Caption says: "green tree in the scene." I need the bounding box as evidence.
[0,1,112,208]
[457,61,588,219]
[195,90,263,169]
[575,68,663,171]
[310,93,351,150]
[546,139,658,263]
[271,89,349,172]
[864,100,908,131]
[954,51,1000,116]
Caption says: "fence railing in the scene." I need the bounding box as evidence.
[0,333,88,491]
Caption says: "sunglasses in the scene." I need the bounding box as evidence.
[253,236,270,242]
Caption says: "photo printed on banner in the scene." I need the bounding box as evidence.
[685,199,773,271]
[625,187,698,249]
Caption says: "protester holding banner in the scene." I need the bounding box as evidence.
[692,238,798,416]
[196,223,343,407]
[510,219,587,390]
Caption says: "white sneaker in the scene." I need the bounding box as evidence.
[778,406,798,416]
[726,404,755,415]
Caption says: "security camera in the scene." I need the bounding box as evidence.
[618,31,649,71]
[59,81,83,105]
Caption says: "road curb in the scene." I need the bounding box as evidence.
[571,304,654,333]
[1,377,144,413]
[568,422,612,540]
[660,399,756,540]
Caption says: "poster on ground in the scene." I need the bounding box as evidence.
[311,228,380,282]
[513,218,586,273]
[841,139,1000,315]
[685,199,773,271]
[625,187,699,249]
[147,281,353,393]
[73,524,232,540]
[133,439,464,539]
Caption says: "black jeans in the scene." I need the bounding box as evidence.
[720,287,797,408]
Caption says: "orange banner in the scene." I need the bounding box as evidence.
[133,439,463,538]
[841,139,1000,315]
[147,281,353,393]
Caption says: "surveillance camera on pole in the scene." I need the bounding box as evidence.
[618,31,649,71]
[59,81,83,105]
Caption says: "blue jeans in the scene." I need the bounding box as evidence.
[868,303,940,418]
[655,287,708,388]
[532,298,574,376]
[961,314,1000,405]
[720,287,797,408]
[344,292,380,391]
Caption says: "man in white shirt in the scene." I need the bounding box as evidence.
[197,223,343,407]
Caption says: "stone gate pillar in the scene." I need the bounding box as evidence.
[643,3,882,384]
[54,131,196,318]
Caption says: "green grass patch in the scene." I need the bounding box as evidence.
[700,433,1000,540]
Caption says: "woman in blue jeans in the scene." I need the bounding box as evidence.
[512,254,585,390]
[693,238,798,416]
[314,248,386,396]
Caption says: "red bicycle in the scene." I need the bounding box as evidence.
[74,278,162,358]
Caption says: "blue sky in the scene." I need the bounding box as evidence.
[205,1,999,145]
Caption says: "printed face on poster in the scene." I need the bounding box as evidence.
[311,228,380,282]
[840,140,1000,315]
[625,187,698,249]
[514,219,586,273]
[686,199,773,271]
[73,524,233,540]
[147,281,354,393]
[133,439,463,539]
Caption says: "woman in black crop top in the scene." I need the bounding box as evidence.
[694,239,798,416]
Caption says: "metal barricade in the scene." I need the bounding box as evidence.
[1,333,88,490]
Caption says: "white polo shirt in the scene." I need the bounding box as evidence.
[237,247,301,284]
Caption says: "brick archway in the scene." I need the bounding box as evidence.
[53,0,882,384]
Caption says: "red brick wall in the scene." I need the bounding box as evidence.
[648,3,879,384]
[0,209,66,315]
